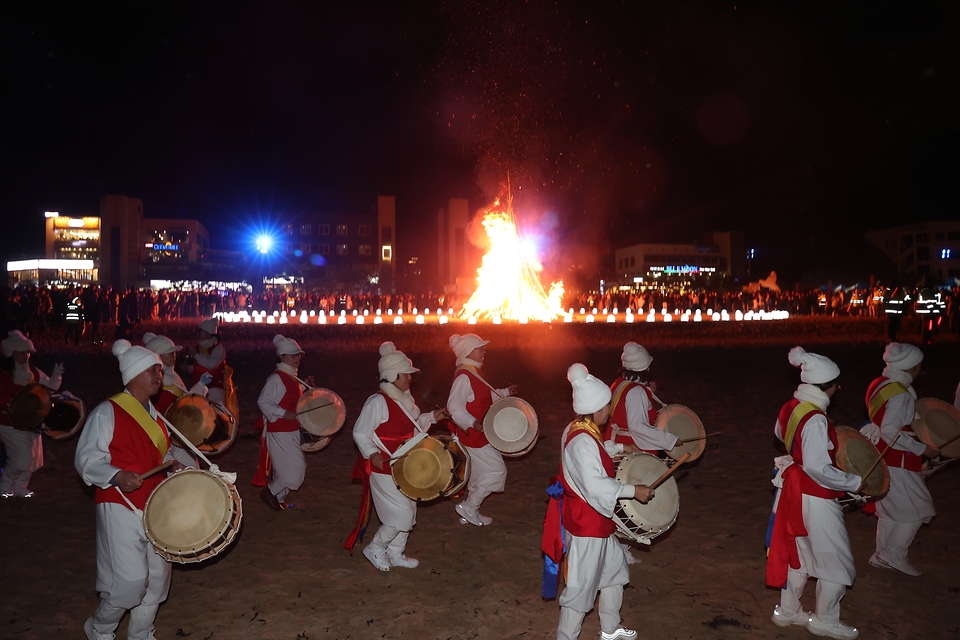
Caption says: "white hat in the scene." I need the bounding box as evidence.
[113,339,162,385]
[567,363,612,415]
[273,334,304,356]
[199,317,219,334]
[883,342,923,371]
[378,342,419,382]
[143,332,182,355]
[788,346,840,384]
[2,330,35,358]
[448,333,490,360]
[621,342,652,372]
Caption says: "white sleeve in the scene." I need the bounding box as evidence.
[562,432,633,517]
[624,386,678,450]
[194,344,225,368]
[38,368,62,392]
[74,402,121,488]
[880,392,927,455]
[446,374,476,429]
[257,374,288,422]
[167,445,199,469]
[800,414,862,492]
[353,394,390,459]
[774,417,786,443]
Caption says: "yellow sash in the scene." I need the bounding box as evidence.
[784,402,820,453]
[110,393,169,458]
[868,381,908,422]
[610,380,633,418]
[163,384,185,398]
[569,417,603,443]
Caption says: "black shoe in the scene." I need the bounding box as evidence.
[260,488,283,511]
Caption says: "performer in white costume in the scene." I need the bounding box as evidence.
[446,333,516,526]
[186,317,227,407]
[0,330,63,498]
[604,342,678,454]
[142,332,209,416]
[256,334,310,510]
[863,342,938,576]
[351,342,447,571]
[75,341,197,640]
[767,347,862,640]
[554,363,653,640]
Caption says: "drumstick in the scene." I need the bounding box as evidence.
[676,431,722,445]
[135,460,175,482]
[861,425,906,485]
[649,452,691,490]
[934,431,960,451]
[295,401,333,416]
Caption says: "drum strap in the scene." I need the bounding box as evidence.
[110,393,169,459]
[783,402,819,454]
[457,365,503,398]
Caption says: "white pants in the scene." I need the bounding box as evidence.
[557,587,623,640]
[876,517,924,562]
[87,503,171,640]
[0,423,43,496]
[265,430,305,501]
[461,443,506,512]
[367,472,416,557]
[557,532,630,639]
[780,568,847,624]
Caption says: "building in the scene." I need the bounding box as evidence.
[613,231,746,283]
[865,221,960,282]
[437,198,482,294]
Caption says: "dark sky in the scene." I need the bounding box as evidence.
[3,1,958,285]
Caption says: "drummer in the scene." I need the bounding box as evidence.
[143,332,211,415]
[74,340,197,640]
[551,363,653,640]
[256,334,311,511]
[767,347,862,640]
[348,342,447,571]
[862,343,938,576]
[605,342,678,456]
[0,330,63,498]
[186,317,227,407]
[445,333,517,527]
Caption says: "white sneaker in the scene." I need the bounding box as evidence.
[84,617,116,640]
[389,554,419,569]
[869,551,921,576]
[456,502,484,527]
[771,605,810,627]
[599,627,637,640]
[807,615,858,640]
[362,546,390,572]
[475,511,493,525]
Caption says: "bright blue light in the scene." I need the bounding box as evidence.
[257,236,273,254]
[942,249,951,259]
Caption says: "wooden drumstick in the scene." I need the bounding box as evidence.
[649,452,691,490]
[135,460,175,482]
[933,431,960,451]
[861,425,906,486]
[676,431,722,445]
[295,401,333,416]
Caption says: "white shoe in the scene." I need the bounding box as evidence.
[84,617,116,640]
[869,551,921,576]
[475,511,493,525]
[362,546,391,572]
[389,554,419,569]
[807,615,858,640]
[599,627,637,640]
[771,605,810,627]
[456,502,483,527]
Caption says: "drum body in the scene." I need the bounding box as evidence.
[165,395,216,447]
[41,391,86,440]
[483,396,538,455]
[197,402,238,456]
[834,425,889,497]
[913,398,960,459]
[655,404,705,462]
[391,435,455,502]
[143,469,242,564]
[8,383,51,431]
[611,453,679,545]
[296,388,346,437]
[436,435,471,497]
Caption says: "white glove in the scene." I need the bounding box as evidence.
[53,363,66,378]
[860,423,881,446]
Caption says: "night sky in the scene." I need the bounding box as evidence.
[3,1,958,286]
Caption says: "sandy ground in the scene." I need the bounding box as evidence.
[2,321,959,640]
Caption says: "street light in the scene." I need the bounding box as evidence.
[257,235,273,254]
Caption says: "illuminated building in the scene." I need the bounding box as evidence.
[614,231,745,284]
[866,221,960,280]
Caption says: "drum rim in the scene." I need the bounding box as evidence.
[612,453,680,537]
[41,394,86,440]
[655,404,706,462]
[165,394,217,446]
[391,436,456,501]
[483,396,539,453]
[914,398,960,456]
[296,387,347,437]
[834,425,890,497]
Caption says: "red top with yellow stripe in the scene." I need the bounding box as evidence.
[865,376,922,472]
[604,378,658,451]
[560,423,618,538]
[777,399,845,500]
[96,398,170,510]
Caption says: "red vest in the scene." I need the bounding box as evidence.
[605,378,658,451]
[777,399,845,500]
[0,366,40,427]
[452,368,492,448]
[153,386,181,416]
[192,342,226,389]
[370,391,417,475]
[96,399,170,511]
[560,427,617,538]
[864,377,922,472]
[266,371,302,432]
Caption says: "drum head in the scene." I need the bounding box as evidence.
[9,383,52,431]
[143,469,240,563]
[913,398,960,459]
[613,453,679,539]
[483,397,538,454]
[392,436,454,502]
[655,404,706,462]
[500,432,539,458]
[165,395,216,446]
[296,388,346,437]
[834,425,889,497]
[42,392,86,440]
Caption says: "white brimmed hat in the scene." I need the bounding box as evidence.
[2,330,35,357]
[199,317,219,334]
[788,346,840,384]
[621,342,652,372]
[378,342,419,382]
[113,339,162,385]
[449,333,490,360]
[143,332,182,355]
[568,363,612,415]
[273,334,305,356]
[883,342,923,371]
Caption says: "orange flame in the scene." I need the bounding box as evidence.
[459,199,564,322]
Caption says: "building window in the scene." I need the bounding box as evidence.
[630,256,635,267]
[321,244,330,255]
[319,224,330,236]
[284,224,294,235]
[300,224,311,235]
[337,244,348,255]
[916,246,930,261]
[359,244,372,255]
[382,226,392,243]
[300,243,312,255]
[936,232,944,241]
[917,232,929,243]
[359,224,372,236]
[382,246,392,260]
[337,224,348,236]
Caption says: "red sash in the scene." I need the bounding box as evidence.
[560,427,617,538]
[765,464,807,588]
[451,368,492,448]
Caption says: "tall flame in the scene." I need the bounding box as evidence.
[459,198,564,322]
